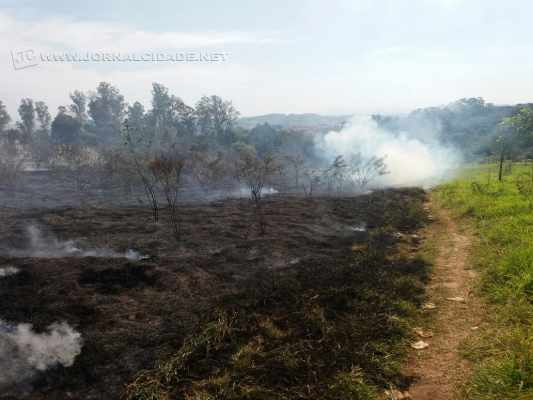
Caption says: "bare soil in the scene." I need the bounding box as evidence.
[404,199,484,399]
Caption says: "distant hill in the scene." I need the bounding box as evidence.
[237,113,351,131]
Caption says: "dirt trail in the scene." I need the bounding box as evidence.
[403,200,483,400]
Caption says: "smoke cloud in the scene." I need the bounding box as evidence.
[0,319,82,392]
[320,115,461,187]
[8,225,147,260]
[0,266,19,278]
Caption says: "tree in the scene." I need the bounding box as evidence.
[301,168,321,197]
[35,101,51,131]
[123,120,160,222]
[88,82,125,143]
[127,102,146,131]
[17,98,35,143]
[190,150,228,192]
[52,144,97,194]
[51,109,82,145]
[149,152,185,240]
[33,101,52,165]
[249,123,282,155]
[324,155,348,194]
[347,153,388,189]
[150,83,174,142]
[172,100,196,138]
[195,95,239,144]
[149,83,196,144]
[235,146,280,234]
[283,152,305,188]
[0,101,11,133]
[69,90,88,123]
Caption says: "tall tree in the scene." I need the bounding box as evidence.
[127,101,146,133]
[172,99,196,138]
[17,98,35,143]
[0,101,11,133]
[195,95,239,143]
[125,101,154,149]
[69,90,88,123]
[33,101,52,164]
[88,82,125,143]
[35,101,51,132]
[149,83,196,144]
[51,107,82,145]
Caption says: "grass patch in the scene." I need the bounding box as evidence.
[434,162,533,400]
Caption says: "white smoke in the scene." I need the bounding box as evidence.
[320,115,461,187]
[8,225,148,260]
[0,266,19,278]
[0,319,82,391]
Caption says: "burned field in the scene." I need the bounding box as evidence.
[0,188,429,399]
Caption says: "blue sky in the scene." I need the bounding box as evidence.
[1,0,533,117]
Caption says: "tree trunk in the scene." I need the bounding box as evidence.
[498,150,504,182]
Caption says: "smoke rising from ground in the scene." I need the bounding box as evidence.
[320,115,461,187]
[0,266,19,277]
[8,225,147,260]
[0,320,82,392]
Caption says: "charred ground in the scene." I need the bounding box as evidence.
[0,188,428,399]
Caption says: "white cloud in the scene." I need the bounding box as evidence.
[0,11,274,52]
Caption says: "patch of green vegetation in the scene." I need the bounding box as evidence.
[434,162,533,400]
[123,190,429,400]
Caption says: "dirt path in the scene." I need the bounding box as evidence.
[402,200,484,400]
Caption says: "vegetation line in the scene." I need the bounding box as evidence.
[434,163,533,400]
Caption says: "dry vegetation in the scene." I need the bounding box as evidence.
[0,188,428,399]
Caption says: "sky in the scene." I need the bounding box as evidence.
[1,0,533,118]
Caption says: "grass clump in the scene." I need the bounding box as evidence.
[435,162,533,400]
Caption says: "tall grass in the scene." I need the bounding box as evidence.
[435,162,533,400]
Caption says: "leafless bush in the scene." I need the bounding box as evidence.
[123,122,160,222]
[235,146,280,234]
[149,153,185,241]
[323,155,347,194]
[347,152,388,190]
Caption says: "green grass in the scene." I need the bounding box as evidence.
[434,162,533,400]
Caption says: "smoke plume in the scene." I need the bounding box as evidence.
[0,266,19,278]
[8,225,147,260]
[0,320,82,392]
[320,115,461,187]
